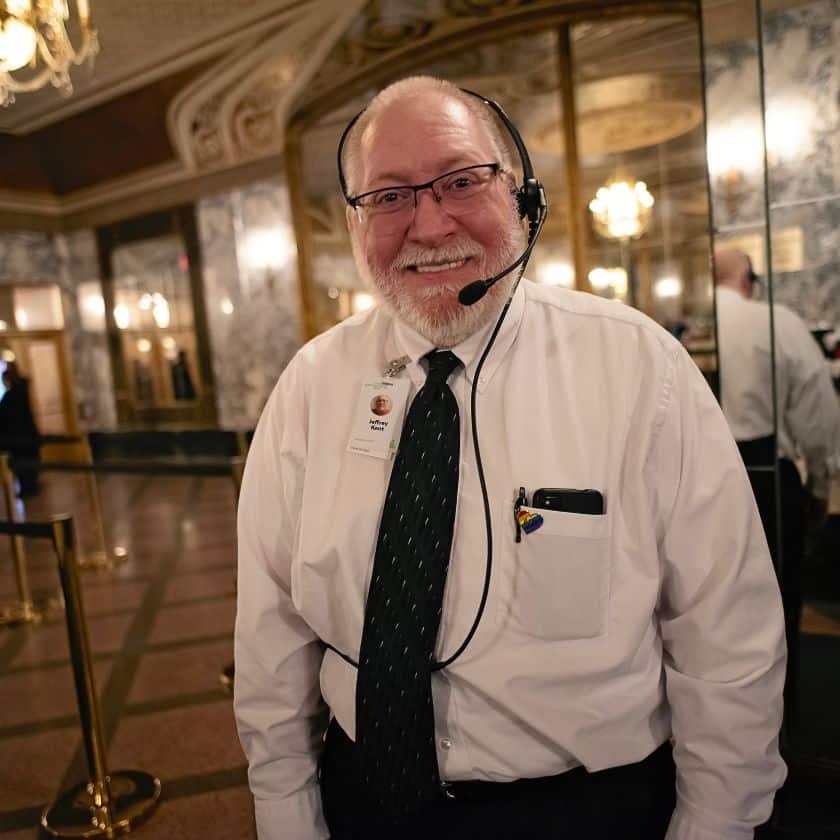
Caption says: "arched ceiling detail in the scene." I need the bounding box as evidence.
[168,0,367,173]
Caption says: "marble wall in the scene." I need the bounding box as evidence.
[0,173,303,433]
[197,176,303,429]
[704,0,840,329]
[0,229,117,430]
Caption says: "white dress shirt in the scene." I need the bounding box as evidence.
[716,285,840,497]
[235,280,786,840]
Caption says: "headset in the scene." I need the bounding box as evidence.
[329,85,548,672]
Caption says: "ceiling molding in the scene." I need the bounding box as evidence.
[0,0,318,135]
[0,153,291,231]
[167,0,368,173]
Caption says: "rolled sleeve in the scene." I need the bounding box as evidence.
[649,345,787,837]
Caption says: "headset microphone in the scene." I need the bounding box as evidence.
[457,199,547,306]
[326,83,549,674]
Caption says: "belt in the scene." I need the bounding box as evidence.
[439,741,672,803]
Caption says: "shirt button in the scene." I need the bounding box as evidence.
[440,738,452,750]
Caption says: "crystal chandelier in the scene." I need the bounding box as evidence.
[0,0,98,107]
[589,180,655,241]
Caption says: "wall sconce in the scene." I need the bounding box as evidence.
[653,276,682,300]
[706,120,764,220]
[588,267,628,300]
[114,303,130,330]
[537,261,574,288]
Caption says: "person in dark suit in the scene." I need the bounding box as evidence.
[170,350,197,400]
[0,361,40,497]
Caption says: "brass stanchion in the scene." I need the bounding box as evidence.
[0,453,41,625]
[42,515,161,838]
[79,436,127,571]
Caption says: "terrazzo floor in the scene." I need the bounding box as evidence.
[0,470,253,838]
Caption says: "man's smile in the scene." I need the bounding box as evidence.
[412,258,468,274]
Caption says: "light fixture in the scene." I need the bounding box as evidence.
[654,276,682,299]
[136,338,151,353]
[151,294,170,329]
[0,0,99,107]
[220,297,234,315]
[589,180,654,241]
[0,320,6,331]
[588,267,628,300]
[351,292,375,314]
[113,303,130,330]
[243,228,295,272]
[537,261,574,288]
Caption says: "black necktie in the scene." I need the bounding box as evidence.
[355,350,462,817]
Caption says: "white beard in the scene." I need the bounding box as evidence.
[352,218,526,349]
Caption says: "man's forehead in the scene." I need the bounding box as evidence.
[358,92,493,183]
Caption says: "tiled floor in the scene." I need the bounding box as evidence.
[2,470,839,838]
[0,471,253,838]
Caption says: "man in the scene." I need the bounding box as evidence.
[370,394,391,416]
[714,247,840,725]
[0,361,40,496]
[235,77,786,840]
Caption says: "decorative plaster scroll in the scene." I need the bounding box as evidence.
[168,0,367,172]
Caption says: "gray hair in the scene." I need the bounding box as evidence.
[341,75,516,197]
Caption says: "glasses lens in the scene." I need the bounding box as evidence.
[361,188,413,213]
[438,166,495,203]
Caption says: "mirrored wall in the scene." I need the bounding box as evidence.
[702,2,840,814]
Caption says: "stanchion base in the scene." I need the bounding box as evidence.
[219,661,235,692]
[0,598,42,626]
[41,770,161,838]
[79,549,128,572]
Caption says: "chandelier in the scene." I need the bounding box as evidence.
[0,0,98,107]
[589,180,655,241]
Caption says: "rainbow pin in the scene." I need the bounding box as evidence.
[517,509,544,535]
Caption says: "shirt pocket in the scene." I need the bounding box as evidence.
[506,506,610,641]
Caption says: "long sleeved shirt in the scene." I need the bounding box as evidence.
[716,285,840,497]
[235,280,787,840]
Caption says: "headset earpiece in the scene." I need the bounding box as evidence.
[520,178,546,225]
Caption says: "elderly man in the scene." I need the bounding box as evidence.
[235,77,786,840]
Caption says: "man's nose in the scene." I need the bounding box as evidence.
[407,187,458,244]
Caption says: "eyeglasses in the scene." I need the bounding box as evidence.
[348,163,502,231]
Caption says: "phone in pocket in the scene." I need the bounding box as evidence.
[531,488,604,515]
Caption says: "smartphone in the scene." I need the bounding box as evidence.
[531,488,604,515]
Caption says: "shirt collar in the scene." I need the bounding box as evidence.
[384,280,526,392]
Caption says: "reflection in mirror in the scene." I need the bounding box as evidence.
[703,0,840,830]
[759,0,840,765]
[112,236,201,414]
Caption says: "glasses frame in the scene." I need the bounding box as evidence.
[347,163,502,215]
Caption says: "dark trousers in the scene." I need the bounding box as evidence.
[737,437,804,729]
[320,721,676,839]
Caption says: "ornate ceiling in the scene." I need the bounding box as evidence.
[0,0,815,231]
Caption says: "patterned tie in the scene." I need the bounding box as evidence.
[355,350,462,817]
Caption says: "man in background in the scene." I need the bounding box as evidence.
[0,361,40,497]
[714,247,840,724]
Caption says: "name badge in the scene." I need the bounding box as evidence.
[347,377,410,459]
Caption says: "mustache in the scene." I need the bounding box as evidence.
[391,240,484,271]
